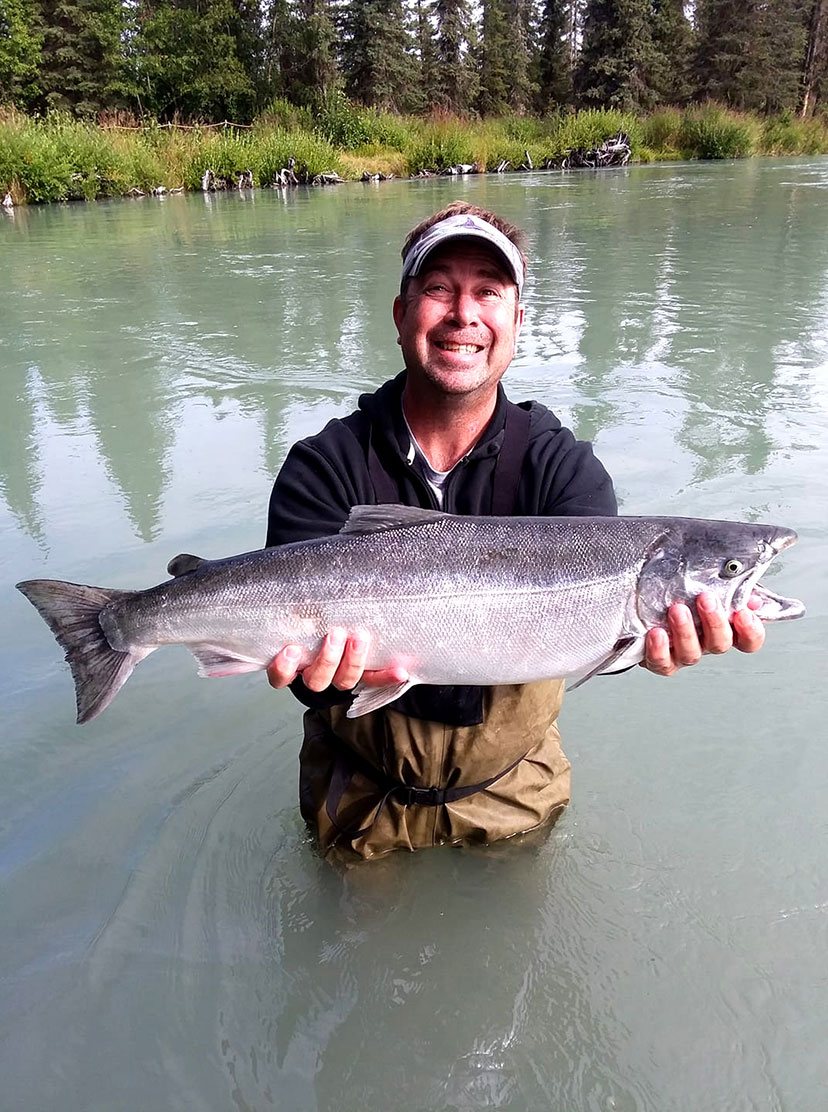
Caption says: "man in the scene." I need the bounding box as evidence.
[265,202,765,859]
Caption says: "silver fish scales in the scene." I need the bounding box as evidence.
[17,505,804,724]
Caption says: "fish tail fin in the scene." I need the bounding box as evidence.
[16,579,142,724]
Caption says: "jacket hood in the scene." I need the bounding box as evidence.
[357,370,546,465]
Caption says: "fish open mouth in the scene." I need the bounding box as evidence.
[750,582,806,621]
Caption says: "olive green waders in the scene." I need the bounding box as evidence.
[299,679,570,859]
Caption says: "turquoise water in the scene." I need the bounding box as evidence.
[2,161,827,1110]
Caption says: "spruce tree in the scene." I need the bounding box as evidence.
[415,0,437,104]
[576,0,657,110]
[0,0,42,107]
[432,0,477,113]
[650,0,693,104]
[695,0,809,114]
[292,0,338,101]
[339,0,416,111]
[535,0,572,112]
[36,0,126,115]
[478,0,511,115]
[478,0,534,114]
[502,0,534,112]
[260,0,297,103]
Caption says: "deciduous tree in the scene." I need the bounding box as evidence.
[130,0,258,121]
[0,0,42,107]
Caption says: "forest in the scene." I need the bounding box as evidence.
[2,0,827,123]
[2,1,828,203]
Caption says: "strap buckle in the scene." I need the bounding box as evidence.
[397,785,446,808]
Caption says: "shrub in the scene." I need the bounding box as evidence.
[642,109,683,154]
[256,97,314,133]
[679,106,756,159]
[312,90,373,149]
[759,113,828,156]
[406,118,474,171]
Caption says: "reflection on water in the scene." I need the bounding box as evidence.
[3,162,828,552]
[2,161,828,1112]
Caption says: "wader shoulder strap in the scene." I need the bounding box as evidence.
[491,402,532,516]
[326,743,528,842]
[367,426,402,504]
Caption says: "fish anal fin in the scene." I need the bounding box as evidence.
[167,553,208,577]
[568,635,641,692]
[189,644,265,678]
[347,678,416,717]
[341,505,448,536]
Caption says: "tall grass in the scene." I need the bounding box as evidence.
[2,102,827,205]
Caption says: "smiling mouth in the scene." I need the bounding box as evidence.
[435,341,484,354]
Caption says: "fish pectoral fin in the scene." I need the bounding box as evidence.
[189,644,264,678]
[568,635,641,691]
[167,553,208,577]
[340,504,448,535]
[347,678,416,717]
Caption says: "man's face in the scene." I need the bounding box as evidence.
[393,241,524,400]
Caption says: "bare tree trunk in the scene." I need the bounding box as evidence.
[568,0,580,69]
[801,0,828,116]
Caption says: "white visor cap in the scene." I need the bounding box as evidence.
[401,214,525,299]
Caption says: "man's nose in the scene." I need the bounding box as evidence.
[446,291,479,325]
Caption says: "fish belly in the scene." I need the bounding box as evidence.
[102,520,645,685]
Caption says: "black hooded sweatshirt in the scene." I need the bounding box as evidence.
[266,372,617,726]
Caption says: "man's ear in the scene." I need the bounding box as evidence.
[515,302,525,337]
[392,295,406,337]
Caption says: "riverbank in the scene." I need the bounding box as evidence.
[2,102,827,205]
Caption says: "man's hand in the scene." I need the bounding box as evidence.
[266,628,409,692]
[642,592,765,677]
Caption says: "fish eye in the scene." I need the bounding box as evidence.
[721,558,745,578]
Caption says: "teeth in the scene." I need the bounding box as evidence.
[438,342,481,353]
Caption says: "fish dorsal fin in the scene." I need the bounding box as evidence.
[167,553,208,577]
[340,504,449,536]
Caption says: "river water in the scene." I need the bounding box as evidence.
[2,160,826,1111]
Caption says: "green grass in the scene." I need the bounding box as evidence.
[2,102,827,205]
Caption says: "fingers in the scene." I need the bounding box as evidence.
[642,625,678,676]
[643,601,709,675]
[694,592,733,655]
[301,627,350,692]
[267,630,409,694]
[267,644,303,689]
[362,665,410,688]
[266,630,352,692]
[732,606,765,653]
[642,592,766,679]
[329,631,370,691]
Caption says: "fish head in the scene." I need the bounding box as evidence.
[636,519,799,628]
